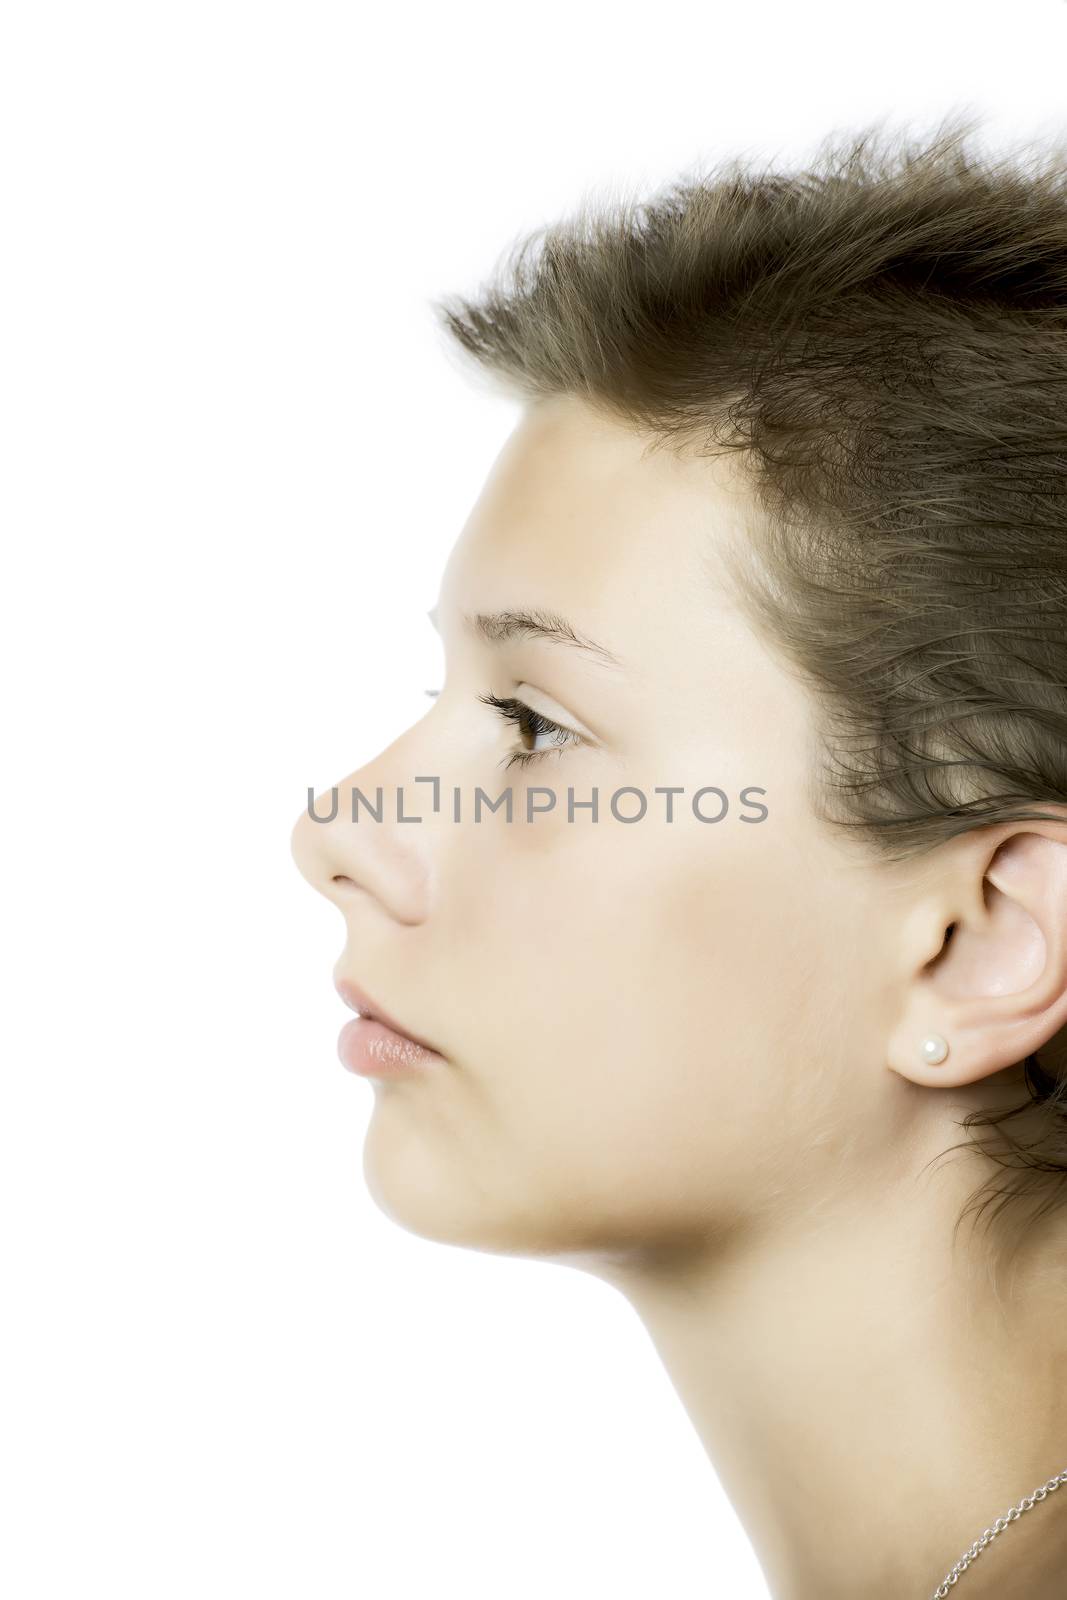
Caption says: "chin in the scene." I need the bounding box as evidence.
[358,1119,581,1259]
[358,1111,502,1251]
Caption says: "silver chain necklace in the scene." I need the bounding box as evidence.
[928,1465,1067,1597]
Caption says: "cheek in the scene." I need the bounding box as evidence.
[456,804,829,1237]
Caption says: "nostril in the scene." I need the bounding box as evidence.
[331,874,358,887]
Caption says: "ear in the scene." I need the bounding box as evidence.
[887,825,1067,1090]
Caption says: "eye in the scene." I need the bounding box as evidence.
[476,690,584,770]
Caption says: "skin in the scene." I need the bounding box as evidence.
[291,394,1067,1599]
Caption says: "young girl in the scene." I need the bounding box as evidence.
[293,127,1067,1598]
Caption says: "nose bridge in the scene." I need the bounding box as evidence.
[291,750,437,926]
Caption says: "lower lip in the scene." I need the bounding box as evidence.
[337,1016,447,1078]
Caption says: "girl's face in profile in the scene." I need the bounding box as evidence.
[292,393,906,1264]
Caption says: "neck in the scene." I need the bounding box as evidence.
[579,1144,1067,1599]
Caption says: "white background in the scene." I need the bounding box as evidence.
[3,3,1067,1595]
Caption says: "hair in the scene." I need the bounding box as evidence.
[429,118,1067,1275]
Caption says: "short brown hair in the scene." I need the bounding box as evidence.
[430,120,1067,1270]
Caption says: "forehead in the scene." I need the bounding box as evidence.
[438,395,763,669]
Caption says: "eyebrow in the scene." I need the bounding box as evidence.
[426,605,623,669]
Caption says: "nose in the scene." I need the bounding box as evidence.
[290,755,435,927]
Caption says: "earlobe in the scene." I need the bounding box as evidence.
[888,827,1067,1090]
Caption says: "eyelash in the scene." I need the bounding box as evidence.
[478,692,583,769]
[423,687,582,769]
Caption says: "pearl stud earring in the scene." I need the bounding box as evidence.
[919,1033,949,1065]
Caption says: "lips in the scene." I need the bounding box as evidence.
[333,975,442,1055]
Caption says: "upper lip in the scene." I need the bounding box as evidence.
[333,975,442,1054]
